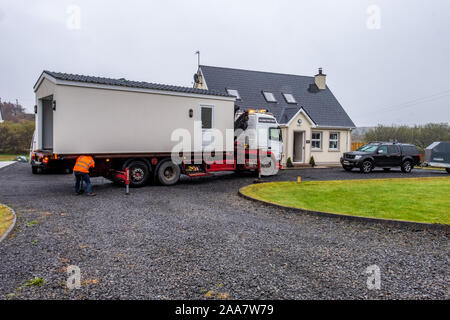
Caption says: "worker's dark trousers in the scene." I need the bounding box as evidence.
[74,172,92,194]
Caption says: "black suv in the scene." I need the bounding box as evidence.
[341,142,421,173]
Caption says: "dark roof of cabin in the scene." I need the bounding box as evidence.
[39,71,233,98]
[199,65,355,127]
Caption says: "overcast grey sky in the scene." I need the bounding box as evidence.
[0,0,449,126]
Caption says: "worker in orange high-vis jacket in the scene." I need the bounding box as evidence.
[73,155,96,196]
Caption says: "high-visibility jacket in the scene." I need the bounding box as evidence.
[73,156,95,174]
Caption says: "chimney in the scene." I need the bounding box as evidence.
[193,69,207,89]
[314,67,326,90]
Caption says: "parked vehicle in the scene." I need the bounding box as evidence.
[423,141,450,173]
[340,142,421,173]
[13,156,28,163]
[30,71,283,186]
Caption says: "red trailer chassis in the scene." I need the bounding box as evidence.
[30,145,281,187]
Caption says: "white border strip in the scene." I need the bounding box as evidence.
[0,204,16,243]
[0,161,16,170]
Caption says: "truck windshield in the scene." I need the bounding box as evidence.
[269,127,282,141]
[357,144,378,152]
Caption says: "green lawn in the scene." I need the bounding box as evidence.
[241,177,450,225]
[0,205,14,238]
[0,154,27,161]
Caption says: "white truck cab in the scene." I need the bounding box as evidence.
[235,109,283,174]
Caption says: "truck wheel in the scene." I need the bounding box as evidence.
[343,165,353,172]
[31,166,39,174]
[127,160,150,187]
[360,160,373,174]
[446,168,450,174]
[401,160,412,173]
[260,154,277,176]
[157,160,181,186]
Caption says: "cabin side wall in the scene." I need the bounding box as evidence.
[52,84,234,154]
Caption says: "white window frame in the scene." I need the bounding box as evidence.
[199,104,215,129]
[282,93,296,104]
[262,91,277,102]
[329,132,340,150]
[311,131,322,150]
[226,88,241,100]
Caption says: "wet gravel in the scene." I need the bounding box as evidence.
[0,163,448,299]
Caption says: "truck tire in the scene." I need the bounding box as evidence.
[360,160,373,174]
[157,160,181,186]
[31,166,39,174]
[401,160,412,173]
[127,160,150,187]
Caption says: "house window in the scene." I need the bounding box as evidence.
[201,106,213,129]
[329,132,339,150]
[226,89,241,100]
[311,132,322,149]
[282,93,296,104]
[262,91,277,102]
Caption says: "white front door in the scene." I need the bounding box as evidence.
[293,131,304,162]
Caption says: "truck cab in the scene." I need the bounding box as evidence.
[235,109,283,175]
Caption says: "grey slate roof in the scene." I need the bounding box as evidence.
[40,71,233,98]
[200,65,355,127]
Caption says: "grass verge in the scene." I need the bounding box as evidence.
[0,204,14,238]
[0,154,28,161]
[241,177,450,225]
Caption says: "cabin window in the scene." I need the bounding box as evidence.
[311,132,322,150]
[201,106,213,129]
[329,132,339,150]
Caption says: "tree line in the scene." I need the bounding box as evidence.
[0,101,35,154]
[363,123,450,153]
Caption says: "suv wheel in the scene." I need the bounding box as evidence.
[401,160,412,173]
[360,160,373,174]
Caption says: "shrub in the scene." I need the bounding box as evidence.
[286,157,293,167]
[0,120,35,154]
[309,156,316,167]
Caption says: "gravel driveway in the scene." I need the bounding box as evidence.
[0,163,448,299]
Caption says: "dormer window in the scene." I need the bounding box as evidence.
[226,89,241,100]
[262,91,277,102]
[282,93,296,104]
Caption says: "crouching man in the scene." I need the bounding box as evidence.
[73,155,96,196]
